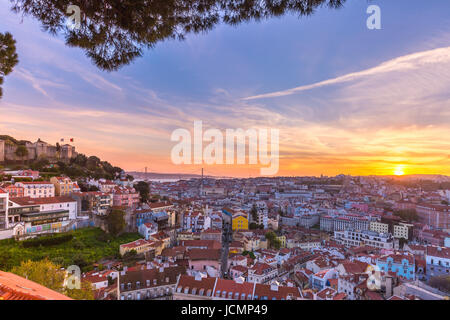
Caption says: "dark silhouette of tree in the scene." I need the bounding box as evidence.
[107,208,126,236]
[15,145,28,164]
[8,0,345,71]
[134,181,150,203]
[250,204,258,222]
[0,32,19,98]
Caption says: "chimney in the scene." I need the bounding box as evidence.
[270,283,279,292]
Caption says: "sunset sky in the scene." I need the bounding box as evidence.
[1,0,449,177]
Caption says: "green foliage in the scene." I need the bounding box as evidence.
[15,145,28,163]
[0,32,19,98]
[265,231,281,249]
[11,258,95,300]
[22,234,74,248]
[11,258,65,292]
[242,251,256,260]
[107,209,126,236]
[0,228,140,271]
[9,0,345,71]
[134,181,150,203]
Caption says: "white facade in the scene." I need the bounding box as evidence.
[334,230,394,249]
[0,190,9,229]
[39,200,78,220]
[15,182,55,198]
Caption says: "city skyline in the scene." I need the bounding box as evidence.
[1,0,449,177]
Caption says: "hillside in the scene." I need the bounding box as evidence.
[0,134,125,180]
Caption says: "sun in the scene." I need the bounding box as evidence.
[393,165,406,176]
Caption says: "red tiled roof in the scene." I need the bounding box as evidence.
[9,196,75,206]
[187,249,221,261]
[0,271,71,300]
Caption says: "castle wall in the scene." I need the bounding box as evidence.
[0,140,4,163]
[0,139,75,163]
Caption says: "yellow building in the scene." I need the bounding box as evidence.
[276,235,286,248]
[50,176,75,196]
[232,214,248,231]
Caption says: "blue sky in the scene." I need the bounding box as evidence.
[1,0,449,176]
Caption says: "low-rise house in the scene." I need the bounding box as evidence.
[118,266,186,300]
[186,249,222,276]
[139,222,158,240]
[247,262,277,284]
[376,254,415,280]
[311,268,338,291]
[426,246,450,280]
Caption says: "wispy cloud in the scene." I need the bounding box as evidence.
[243,46,450,100]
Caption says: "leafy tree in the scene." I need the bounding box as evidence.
[242,251,256,260]
[8,0,345,71]
[107,209,126,236]
[86,156,101,171]
[65,280,95,300]
[11,259,66,292]
[72,153,88,166]
[265,231,281,249]
[30,156,50,170]
[15,145,29,164]
[249,222,258,230]
[265,231,276,242]
[11,259,95,300]
[134,181,150,203]
[0,32,19,98]
[272,238,282,250]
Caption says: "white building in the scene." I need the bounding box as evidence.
[15,181,55,198]
[0,188,9,229]
[334,230,394,249]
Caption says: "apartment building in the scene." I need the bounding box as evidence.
[334,230,394,249]
[15,181,55,198]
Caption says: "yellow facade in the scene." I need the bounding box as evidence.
[232,215,248,231]
[276,235,286,248]
[50,177,74,196]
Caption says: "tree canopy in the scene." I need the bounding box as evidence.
[8,0,345,71]
[107,208,126,236]
[11,258,94,300]
[134,181,150,203]
[0,32,19,98]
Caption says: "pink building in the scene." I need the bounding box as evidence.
[112,186,140,208]
[187,249,222,274]
[416,204,449,230]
